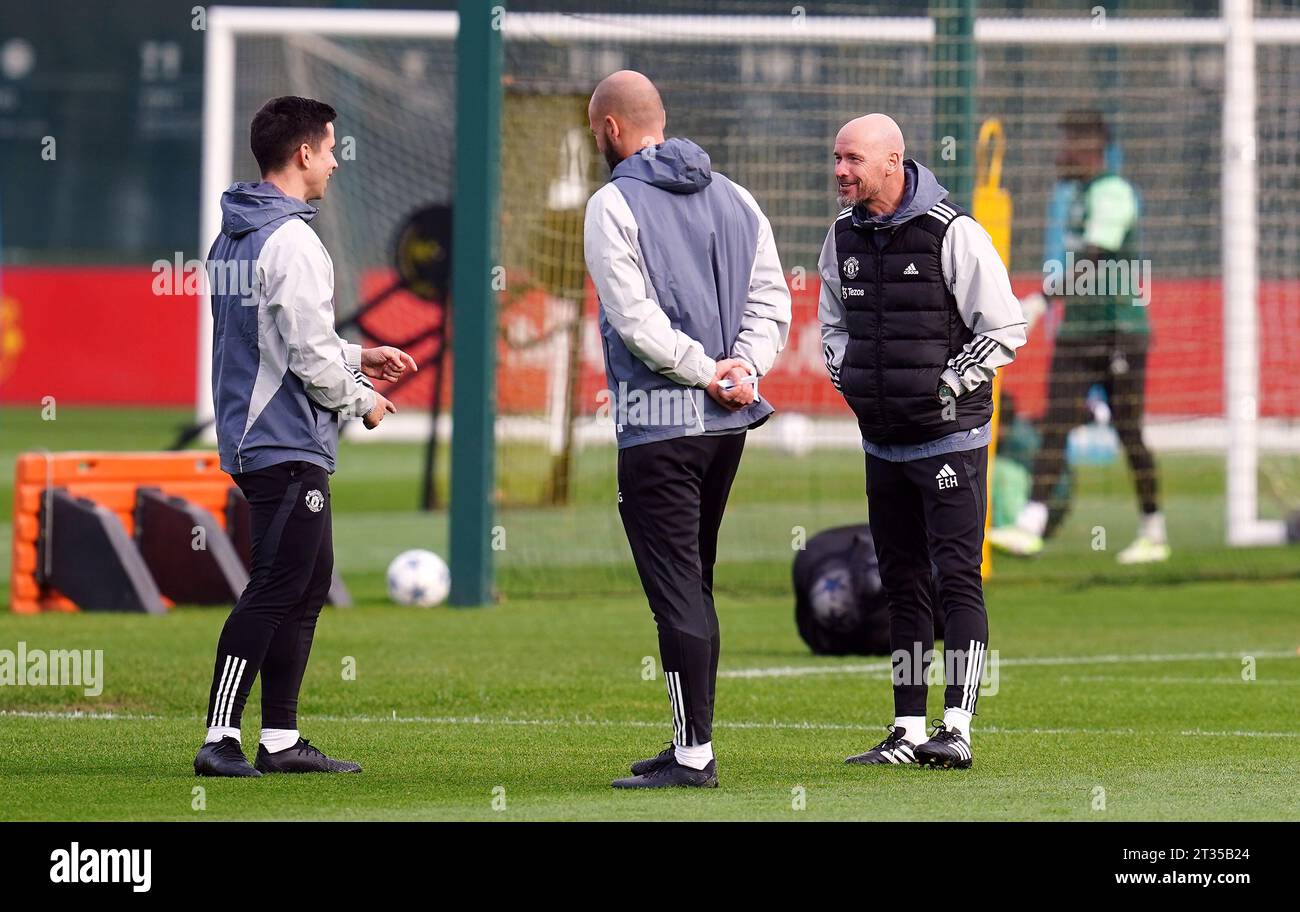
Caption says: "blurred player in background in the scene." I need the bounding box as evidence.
[584,71,791,789]
[988,109,1168,564]
[820,114,1026,769]
[194,96,416,777]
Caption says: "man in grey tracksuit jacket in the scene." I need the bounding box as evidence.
[585,72,791,789]
[209,182,377,475]
[195,96,412,778]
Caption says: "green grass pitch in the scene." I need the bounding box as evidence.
[0,407,1297,820]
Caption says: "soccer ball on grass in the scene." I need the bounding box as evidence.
[386,549,451,607]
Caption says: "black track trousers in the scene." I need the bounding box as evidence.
[866,446,989,718]
[204,459,334,733]
[617,432,746,748]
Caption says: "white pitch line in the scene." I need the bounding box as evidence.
[0,709,164,721]
[1058,675,1300,687]
[2,710,1296,739]
[719,649,1300,679]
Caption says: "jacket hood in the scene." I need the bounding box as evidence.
[219,181,318,239]
[611,137,713,194]
[853,160,949,228]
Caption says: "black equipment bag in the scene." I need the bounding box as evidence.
[793,524,946,656]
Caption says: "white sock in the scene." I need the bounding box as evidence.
[674,741,714,770]
[1141,511,1167,544]
[205,725,239,744]
[894,715,926,745]
[1016,501,1048,536]
[259,728,300,753]
[943,707,973,743]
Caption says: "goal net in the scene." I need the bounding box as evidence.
[201,3,1300,597]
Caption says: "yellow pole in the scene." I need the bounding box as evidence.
[970,119,1012,580]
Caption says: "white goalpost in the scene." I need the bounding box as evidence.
[199,3,1299,546]
[195,6,458,440]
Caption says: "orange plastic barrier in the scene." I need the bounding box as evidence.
[10,451,233,614]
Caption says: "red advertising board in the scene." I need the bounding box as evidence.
[1,266,1296,420]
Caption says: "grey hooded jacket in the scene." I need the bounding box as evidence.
[208,181,375,475]
[584,138,791,448]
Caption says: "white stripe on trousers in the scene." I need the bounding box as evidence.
[224,659,248,728]
[665,672,687,747]
[958,641,976,713]
[960,641,986,714]
[210,655,234,727]
[216,656,247,728]
[665,672,677,744]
